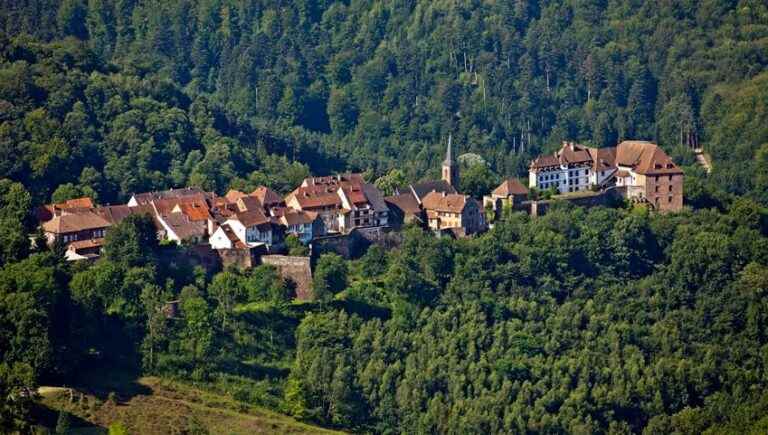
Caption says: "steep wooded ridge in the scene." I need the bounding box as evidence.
[1,1,768,434]
[1,0,767,203]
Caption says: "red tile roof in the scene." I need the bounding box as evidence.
[492,178,528,196]
[421,192,477,214]
[615,141,683,175]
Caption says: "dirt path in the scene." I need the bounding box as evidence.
[694,148,712,173]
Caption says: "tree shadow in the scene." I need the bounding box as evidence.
[29,402,105,433]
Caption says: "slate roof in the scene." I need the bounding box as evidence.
[403,180,458,201]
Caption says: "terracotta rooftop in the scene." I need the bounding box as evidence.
[421,191,476,214]
[162,212,207,240]
[385,193,423,217]
[36,197,96,222]
[232,209,270,227]
[42,212,111,234]
[288,185,343,209]
[615,141,683,175]
[492,178,528,197]
[220,223,247,249]
[279,210,319,226]
[225,190,247,202]
[237,196,263,212]
[251,186,284,206]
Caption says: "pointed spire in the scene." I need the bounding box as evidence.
[444,134,454,165]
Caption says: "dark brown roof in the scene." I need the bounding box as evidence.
[251,186,284,206]
[220,223,247,249]
[615,141,683,175]
[402,180,458,201]
[42,212,110,234]
[288,185,342,209]
[301,173,364,187]
[279,210,319,226]
[385,193,422,216]
[162,212,207,240]
[492,178,528,196]
[237,196,263,212]
[233,209,270,227]
[131,187,208,205]
[67,238,105,250]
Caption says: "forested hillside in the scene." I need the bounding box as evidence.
[1,0,768,202]
[2,1,768,434]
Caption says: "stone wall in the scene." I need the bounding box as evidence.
[310,226,402,260]
[260,255,313,301]
[517,188,624,217]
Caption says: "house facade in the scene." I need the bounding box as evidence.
[529,142,617,194]
[422,191,486,236]
[529,140,684,212]
[42,212,110,246]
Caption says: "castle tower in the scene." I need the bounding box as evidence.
[442,134,459,187]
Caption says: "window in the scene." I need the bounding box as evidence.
[655,186,659,192]
[669,175,673,182]
[668,185,673,192]
[668,196,672,203]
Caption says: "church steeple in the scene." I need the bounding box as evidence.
[442,134,459,187]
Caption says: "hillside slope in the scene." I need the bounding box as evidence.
[34,377,341,434]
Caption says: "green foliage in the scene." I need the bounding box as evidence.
[285,234,309,256]
[459,162,500,199]
[55,410,71,434]
[312,253,348,303]
[104,214,159,267]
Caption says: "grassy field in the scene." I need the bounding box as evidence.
[33,375,342,434]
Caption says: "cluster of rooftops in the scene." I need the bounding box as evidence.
[36,138,684,262]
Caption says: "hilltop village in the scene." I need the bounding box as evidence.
[37,138,684,276]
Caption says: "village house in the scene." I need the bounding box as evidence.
[285,174,388,234]
[35,197,95,223]
[151,197,210,244]
[127,187,209,207]
[385,192,424,227]
[529,142,617,194]
[421,191,486,236]
[210,209,283,250]
[251,186,285,214]
[42,211,110,247]
[483,178,529,220]
[529,140,684,212]
[613,140,684,212]
[273,208,325,244]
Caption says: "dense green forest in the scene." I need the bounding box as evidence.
[1,0,767,202]
[1,0,768,433]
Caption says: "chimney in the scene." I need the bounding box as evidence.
[569,142,576,151]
